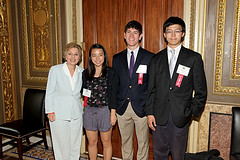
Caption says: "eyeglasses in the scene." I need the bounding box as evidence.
[165,29,183,34]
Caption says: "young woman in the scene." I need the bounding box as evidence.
[82,44,117,160]
[45,42,84,160]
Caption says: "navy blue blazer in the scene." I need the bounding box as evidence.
[112,47,154,117]
[146,46,207,127]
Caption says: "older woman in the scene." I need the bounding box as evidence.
[45,42,84,160]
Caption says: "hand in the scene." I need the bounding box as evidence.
[110,109,117,126]
[47,113,56,122]
[147,115,156,131]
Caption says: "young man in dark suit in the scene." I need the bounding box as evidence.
[146,17,207,160]
[112,20,153,160]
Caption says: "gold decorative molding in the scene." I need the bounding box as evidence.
[54,0,60,63]
[189,0,196,51]
[0,0,7,34]
[0,0,17,122]
[232,0,240,79]
[214,0,240,95]
[21,0,61,83]
[72,0,77,42]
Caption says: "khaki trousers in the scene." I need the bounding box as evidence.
[117,102,149,160]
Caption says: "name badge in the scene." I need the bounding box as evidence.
[136,65,147,74]
[176,64,190,76]
[83,88,91,98]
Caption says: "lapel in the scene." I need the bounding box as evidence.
[61,68,73,92]
[162,49,171,80]
[61,64,81,93]
[72,69,81,93]
[121,49,130,78]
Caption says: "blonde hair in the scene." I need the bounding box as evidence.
[62,42,82,64]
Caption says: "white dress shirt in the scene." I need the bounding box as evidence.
[127,46,140,69]
[62,62,80,91]
[167,44,182,67]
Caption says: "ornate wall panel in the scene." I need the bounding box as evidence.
[0,0,66,123]
[197,0,240,156]
[233,0,240,79]
[188,0,196,51]
[0,0,17,122]
[213,0,240,95]
[205,0,240,103]
[72,0,77,42]
[20,0,63,85]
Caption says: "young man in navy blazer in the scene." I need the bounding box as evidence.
[112,20,153,160]
[146,17,207,160]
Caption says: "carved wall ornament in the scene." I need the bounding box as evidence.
[30,0,51,70]
[214,0,240,95]
[0,0,17,122]
[189,0,196,51]
[72,0,77,42]
[0,0,6,30]
[21,0,61,84]
[232,0,240,79]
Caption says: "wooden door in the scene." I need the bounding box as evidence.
[83,0,183,158]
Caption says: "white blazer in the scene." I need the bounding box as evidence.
[45,63,84,120]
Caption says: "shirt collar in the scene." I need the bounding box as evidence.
[127,46,140,56]
[167,44,182,54]
[62,62,80,77]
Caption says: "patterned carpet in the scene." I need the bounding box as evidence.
[2,145,103,160]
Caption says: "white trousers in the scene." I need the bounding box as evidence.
[49,118,83,160]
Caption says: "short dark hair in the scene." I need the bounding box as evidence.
[125,20,143,35]
[86,44,108,81]
[163,17,186,42]
[124,20,143,43]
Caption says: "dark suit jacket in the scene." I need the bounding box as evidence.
[112,47,153,117]
[146,46,207,127]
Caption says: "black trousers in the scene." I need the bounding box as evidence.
[152,113,190,160]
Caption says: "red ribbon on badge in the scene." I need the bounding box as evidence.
[83,96,88,107]
[175,74,184,87]
[138,73,143,84]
